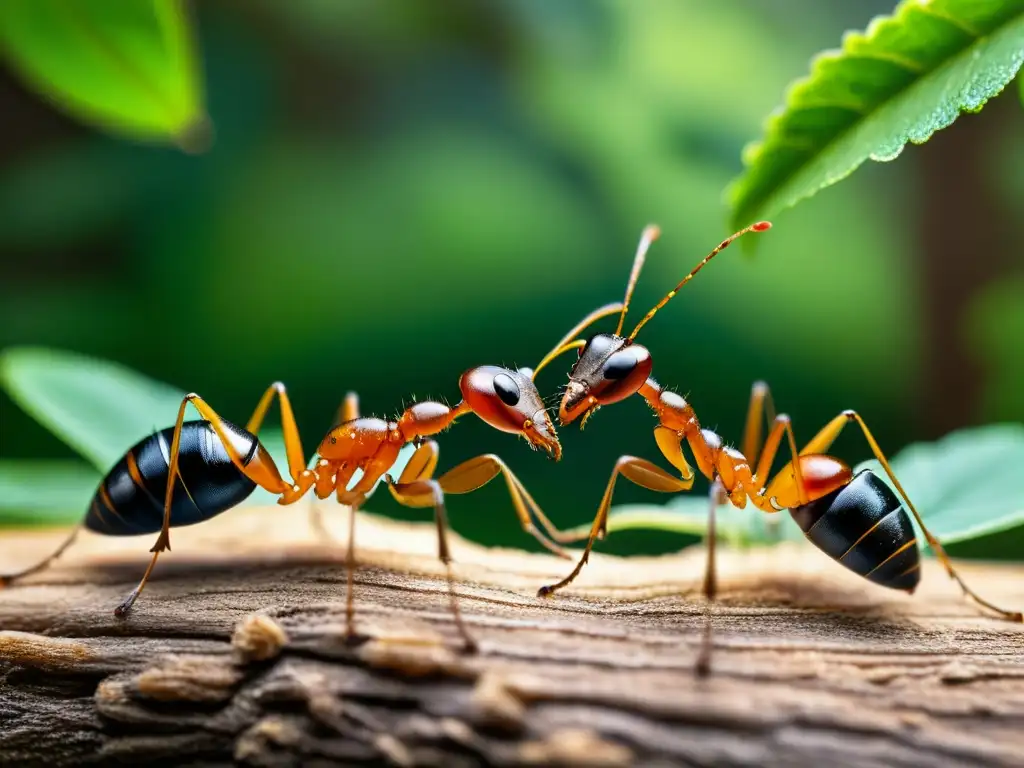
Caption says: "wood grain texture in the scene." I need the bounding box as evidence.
[1,504,1023,767]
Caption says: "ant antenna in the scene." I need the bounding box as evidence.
[614,225,660,336]
[627,221,771,341]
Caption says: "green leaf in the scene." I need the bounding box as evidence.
[0,346,186,472]
[566,494,808,552]
[854,423,1024,559]
[728,0,1024,229]
[0,0,208,149]
[0,461,100,526]
[1019,68,1024,104]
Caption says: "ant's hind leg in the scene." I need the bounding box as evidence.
[118,392,297,617]
[801,410,1022,622]
[0,523,82,586]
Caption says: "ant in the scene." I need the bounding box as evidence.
[1,367,566,652]
[531,221,1023,673]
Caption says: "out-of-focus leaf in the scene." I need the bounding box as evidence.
[565,494,808,552]
[0,460,99,526]
[0,0,207,148]
[729,0,1024,229]
[855,423,1024,559]
[0,346,186,471]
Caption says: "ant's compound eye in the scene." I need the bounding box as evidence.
[603,351,638,380]
[493,372,521,406]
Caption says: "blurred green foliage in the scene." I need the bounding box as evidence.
[1,1,1022,556]
[0,0,205,148]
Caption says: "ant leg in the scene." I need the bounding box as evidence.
[245,382,308,482]
[436,454,575,557]
[116,393,302,617]
[245,381,328,533]
[741,381,777,473]
[538,456,694,597]
[396,440,440,484]
[386,476,476,652]
[695,478,725,677]
[335,391,360,427]
[335,486,366,641]
[0,386,309,593]
[745,413,810,509]
[310,391,363,542]
[384,443,572,557]
[0,524,81,586]
[798,411,1022,622]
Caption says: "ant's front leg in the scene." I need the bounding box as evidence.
[537,445,694,597]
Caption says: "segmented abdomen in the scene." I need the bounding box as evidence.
[789,470,920,592]
[85,420,258,536]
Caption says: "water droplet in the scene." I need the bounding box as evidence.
[869,141,906,162]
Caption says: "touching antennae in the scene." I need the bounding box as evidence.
[532,302,623,381]
[615,225,660,336]
[628,221,771,341]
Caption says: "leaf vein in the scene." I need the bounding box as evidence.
[729,1,1024,226]
[789,101,868,117]
[913,4,981,39]
[841,50,926,75]
[61,1,179,128]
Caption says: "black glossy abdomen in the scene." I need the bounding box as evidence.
[85,420,259,536]
[789,470,920,592]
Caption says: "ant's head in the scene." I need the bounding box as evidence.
[533,221,771,428]
[460,365,561,460]
[559,334,652,425]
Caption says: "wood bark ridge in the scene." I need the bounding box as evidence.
[1,505,1023,768]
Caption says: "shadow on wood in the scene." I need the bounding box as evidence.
[1,504,1023,767]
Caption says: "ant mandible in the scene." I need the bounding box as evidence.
[2,367,566,652]
[531,222,1023,673]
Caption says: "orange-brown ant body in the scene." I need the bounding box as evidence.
[3,366,565,652]
[533,222,1022,673]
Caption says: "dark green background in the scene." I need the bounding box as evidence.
[2,0,1023,551]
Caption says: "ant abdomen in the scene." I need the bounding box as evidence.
[86,420,259,536]
[790,470,921,593]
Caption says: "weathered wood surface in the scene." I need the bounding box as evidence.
[1,505,1023,767]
